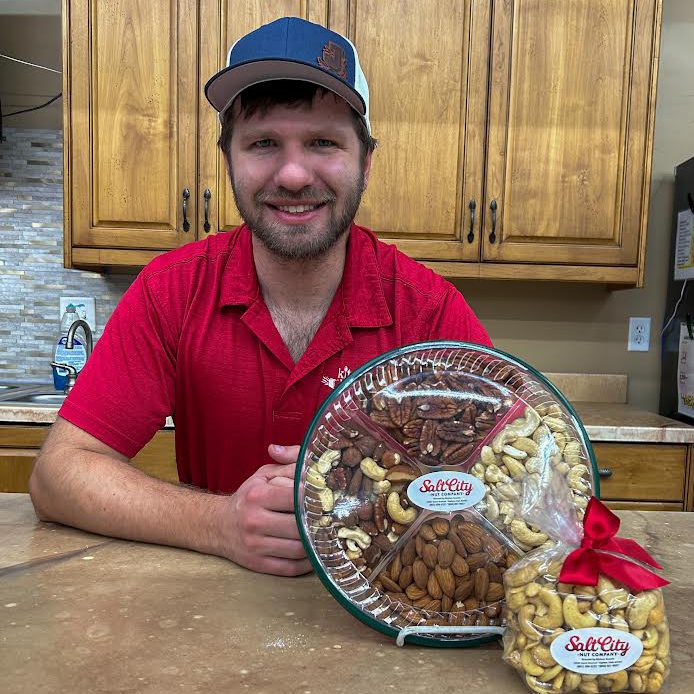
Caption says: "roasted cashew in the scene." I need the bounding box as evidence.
[530,644,556,668]
[543,416,566,433]
[492,408,542,453]
[562,594,597,629]
[524,457,544,475]
[511,520,548,547]
[318,488,334,512]
[634,626,659,650]
[480,446,498,466]
[567,464,590,493]
[372,480,392,494]
[503,455,528,480]
[337,526,371,549]
[386,491,417,525]
[496,482,521,500]
[518,604,541,639]
[486,495,500,521]
[306,467,326,488]
[314,448,340,472]
[485,463,511,485]
[564,673,582,691]
[598,671,628,692]
[537,664,563,683]
[627,591,659,630]
[563,440,582,467]
[534,588,563,629]
[471,462,486,479]
[520,649,545,677]
[629,673,645,693]
[506,562,541,588]
[513,437,539,456]
[631,651,657,674]
[360,457,387,481]
[597,576,629,610]
[646,672,664,693]
[503,444,528,460]
[524,674,548,694]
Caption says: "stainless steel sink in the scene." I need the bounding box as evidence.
[0,384,67,407]
[6,392,67,406]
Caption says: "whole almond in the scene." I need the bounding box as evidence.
[482,535,505,564]
[441,595,453,612]
[427,572,443,599]
[415,534,425,557]
[466,552,488,571]
[419,524,437,542]
[451,554,470,577]
[486,582,504,602]
[389,552,403,581]
[406,584,428,601]
[401,538,417,566]
[486,563,503,583]
[422,543,438,570]
[454,576,474,601]
[448,529,467,557]
[434,566,456,598]
[437,539,456,568]
[463,597,480,611]
[398,565,414,590]
[413,559,429,589]
[379,573,402,593]
[458,522,484,553]
[423,599,442,613]
[432,518,450,537]
[474,568,490,601]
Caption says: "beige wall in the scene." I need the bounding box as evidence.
[3,3,693,411]
[0,14,62,129]
[456,0,694,411]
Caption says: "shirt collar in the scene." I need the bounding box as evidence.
[219,224,392,329]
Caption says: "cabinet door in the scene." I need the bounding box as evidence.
[200,1,330,235]
[482,0,660,268]
[66,0,198,250]
[335,0,488,262]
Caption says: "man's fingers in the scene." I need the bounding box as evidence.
[268,475,294,488]
[255,508,302,540]
[258,536,307,560]
[253,556,313,577]
[268,444,300,465]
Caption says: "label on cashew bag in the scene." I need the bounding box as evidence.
[550,627,643,674]
[407,471,485,511]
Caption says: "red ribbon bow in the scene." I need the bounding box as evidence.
[558,497,669,592]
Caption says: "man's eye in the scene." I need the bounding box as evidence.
[253,139,274,148]
[313,139,336,147]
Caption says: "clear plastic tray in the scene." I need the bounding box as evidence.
[295,342,599,647]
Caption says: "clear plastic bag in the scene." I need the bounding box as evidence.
[502,491,670,692]
[295,342,599,646]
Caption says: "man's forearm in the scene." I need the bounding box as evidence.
[30,446,227,558]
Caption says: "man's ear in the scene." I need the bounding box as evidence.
[362,149,373,191]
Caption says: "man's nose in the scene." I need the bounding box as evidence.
[274,145,314,191]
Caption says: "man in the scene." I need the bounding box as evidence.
[29,17,491,576]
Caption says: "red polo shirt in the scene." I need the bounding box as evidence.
[59,224,491,493]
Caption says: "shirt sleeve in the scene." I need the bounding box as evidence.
[57,271,178,458]
[420,285,493,347]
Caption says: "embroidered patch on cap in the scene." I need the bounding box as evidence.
[317,41,347,78]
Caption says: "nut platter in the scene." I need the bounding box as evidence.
[295,342,599,647]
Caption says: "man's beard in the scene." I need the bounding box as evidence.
[231,171,365,261]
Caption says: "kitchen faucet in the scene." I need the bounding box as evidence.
[50,320,93,394]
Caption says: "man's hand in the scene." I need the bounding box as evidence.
[220,444,312,576]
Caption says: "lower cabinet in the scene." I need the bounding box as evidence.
[0,425,178,492]
[594,443,692,512]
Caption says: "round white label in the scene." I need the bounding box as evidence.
[550,627,644,675]
[407,471,486,512]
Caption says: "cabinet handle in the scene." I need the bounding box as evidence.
[598,467,613,478]
[467,199,476,243]
[203,188,211,233]
[182,188,190,232]
[489,199,497,244]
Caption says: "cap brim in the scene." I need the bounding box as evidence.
[204,59,366,120]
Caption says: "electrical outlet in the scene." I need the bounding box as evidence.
[59,297,96,332]
[628,317,650,352]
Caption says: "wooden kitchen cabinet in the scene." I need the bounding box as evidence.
[0,425,178,493]
[63,0,662,286]
[595,442,691,512]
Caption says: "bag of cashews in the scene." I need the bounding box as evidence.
[502,489,670,694]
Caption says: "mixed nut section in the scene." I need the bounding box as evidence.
[503,558,670,693]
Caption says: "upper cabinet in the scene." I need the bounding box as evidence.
[62,0,662,285]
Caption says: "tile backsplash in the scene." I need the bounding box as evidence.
[0,128,134,382]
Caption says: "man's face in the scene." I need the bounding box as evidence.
[228,92,372,261]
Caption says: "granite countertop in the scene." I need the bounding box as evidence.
[0,493,690,693]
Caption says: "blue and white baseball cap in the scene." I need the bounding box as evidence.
[204,17,371,134]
